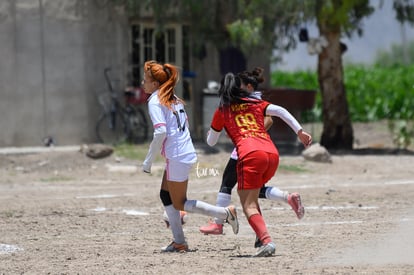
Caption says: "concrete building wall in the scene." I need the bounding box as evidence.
[0,0,273,147]
[0,0,128,146]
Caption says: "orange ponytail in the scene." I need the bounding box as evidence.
[144,60,184,109]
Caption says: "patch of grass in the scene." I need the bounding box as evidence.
[1,210,23,218]
[4,211,14,218]
[278,164,308,173]
[114,143,149,160]
[40,176,73,182]
[114,142,163,162]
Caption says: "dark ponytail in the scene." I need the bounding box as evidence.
[218,73,250,106]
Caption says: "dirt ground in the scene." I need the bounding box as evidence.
[1,122,414,274]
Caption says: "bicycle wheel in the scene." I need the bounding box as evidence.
[125,106,149,144]
[96,110,128,145]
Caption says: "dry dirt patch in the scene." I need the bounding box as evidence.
[1,122,414,274]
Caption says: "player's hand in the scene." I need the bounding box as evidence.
[142,162,151,173]
[298,129,312,148]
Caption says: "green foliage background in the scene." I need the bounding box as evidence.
[271,40,414,123]
[271,64,414,122]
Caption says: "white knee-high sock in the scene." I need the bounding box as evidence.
[216,192,231,207]
[164,205,185,244]
[214,192,231,224]
[184,200,227,220]
[265,187,288,202]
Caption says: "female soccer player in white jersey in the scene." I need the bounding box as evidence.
[141,60,238,253]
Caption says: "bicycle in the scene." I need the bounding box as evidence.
[96,68,149,145]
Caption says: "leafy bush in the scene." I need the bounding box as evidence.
[388,120,414,149]
[271,64,414,122]
[344,64,414,122]
[271,64,414,149]
[271,70,321,122]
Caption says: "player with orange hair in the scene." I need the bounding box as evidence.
[141,60,239,253]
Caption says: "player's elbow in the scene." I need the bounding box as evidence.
[153,125,167,139]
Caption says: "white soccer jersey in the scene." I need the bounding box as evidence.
[147,91,197,163]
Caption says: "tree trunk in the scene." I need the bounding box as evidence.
[317,29,354,150]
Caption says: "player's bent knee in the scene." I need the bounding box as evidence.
[160,189,172,206]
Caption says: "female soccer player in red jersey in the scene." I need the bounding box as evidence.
[200,68,306,237]
[206,72,312,257]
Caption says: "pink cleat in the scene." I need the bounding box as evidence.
[199,220,224,235]
[288,193,305,219]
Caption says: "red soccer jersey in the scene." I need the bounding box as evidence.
[210,99,278,160]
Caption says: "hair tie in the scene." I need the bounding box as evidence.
[163,66,171,79]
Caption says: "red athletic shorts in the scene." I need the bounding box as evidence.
[236,151,279,190]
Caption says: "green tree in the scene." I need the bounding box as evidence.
[229,0,414,150]
[117,0,414,150]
